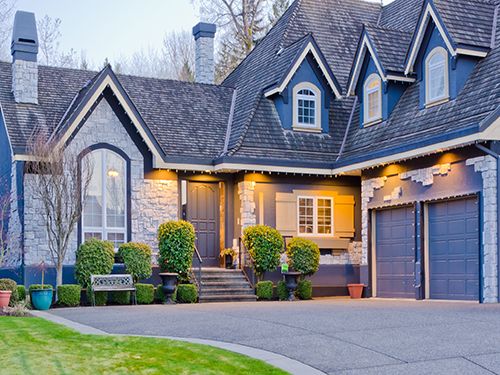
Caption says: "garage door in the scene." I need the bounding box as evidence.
[375,206,416,298]
[428,197,479,301]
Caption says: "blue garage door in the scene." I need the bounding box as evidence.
[376,206,416,298]
[428,197,479,301]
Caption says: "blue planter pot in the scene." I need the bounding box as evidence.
[31,289,53,310]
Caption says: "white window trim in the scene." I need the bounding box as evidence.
[425,47,449,106]
[297,196,334,237]
[363,73,382,125]
[82,149,127,250]
[292,82,322,132]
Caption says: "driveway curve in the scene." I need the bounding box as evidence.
[49,299,500,374]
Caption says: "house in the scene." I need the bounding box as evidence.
[0,0,499,302]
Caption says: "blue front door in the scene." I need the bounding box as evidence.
[428,197,480,301]
[376,206,416,298]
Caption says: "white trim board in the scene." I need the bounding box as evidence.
[264,41,342,99]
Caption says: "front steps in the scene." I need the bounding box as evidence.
[197,268,257,303]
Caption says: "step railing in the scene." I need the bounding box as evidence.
[192,244,203,299]
[238,237,255,289]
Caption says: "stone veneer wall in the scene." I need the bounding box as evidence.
[12,59,38,104]
[320,241,362,265]
[238,181,256,233]
[5,161,23,267]
[23,100,178,266]
[361,157,498,302]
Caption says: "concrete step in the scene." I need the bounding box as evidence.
[201,281,251,288]
[200,275,248,282]
[199,294,257,303]
[198,268,241,273]
[202,287,255,296]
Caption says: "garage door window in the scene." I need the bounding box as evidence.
[298,196,333,236]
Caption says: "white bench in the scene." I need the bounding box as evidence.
[90,274,137,306]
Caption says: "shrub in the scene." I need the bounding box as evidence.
[57,285,81,307]
[0,278,18,306]
[157,220,195,282]
[3,301,30,317]
[17,285,26,301]
[286,238,320,277]
[111,291,131,305]
[136,283,154,304]
[296,280,313,300]
[89,291,108,306]
[75,239,115,289]
[256,281,273,301]
[118,242,153,282]
[242,225,283,278]
[277,280,289,301]
[155,284,177,303]
[29,284,53,292]
[176,284,197,304]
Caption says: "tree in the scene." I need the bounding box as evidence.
[27,131,93,288]
[268,0,289,26]
[0,0,16,61]
[37,14,79,68]
[162,30,195,82]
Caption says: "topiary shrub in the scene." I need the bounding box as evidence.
[176,284,198,303]
[111,291,131,305]
[118,242,152,283]
[242,225,283,279]
[75,239,115,289]
[57,285,81,307]
[286,238,320,277]
[17,285,26,301]
[0,278,18,306]
[136,283,154,304]
[157,220,195,282]
[277,280,289,301]
[256,281,273,301]
[296,280,313,300]
[93,291,108,306]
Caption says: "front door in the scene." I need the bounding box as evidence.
[187,182,220,267]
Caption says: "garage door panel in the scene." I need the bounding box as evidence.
[376,206,415,299]
[428,197,479,301]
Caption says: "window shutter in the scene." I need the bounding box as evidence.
[334,195,355,238]
[275,192,297,236]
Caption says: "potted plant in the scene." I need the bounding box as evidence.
[347,283,364,299]
[0,278,17,308]
[220,248,236,269]
[30,261,53,310]
[242,225,283,281]
[283,272,301,301]
[286,238,320,300]
[157,220,196,304]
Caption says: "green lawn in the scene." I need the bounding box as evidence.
[0,317,287,375]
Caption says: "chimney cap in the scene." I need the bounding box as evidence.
[11,11,38,62]
[192,22,217,40]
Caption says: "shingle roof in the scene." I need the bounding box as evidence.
[364,25,413,72]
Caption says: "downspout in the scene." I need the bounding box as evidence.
[336,96,358,162]
[475,143,500,303]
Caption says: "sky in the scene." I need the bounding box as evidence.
[10,0,394,66]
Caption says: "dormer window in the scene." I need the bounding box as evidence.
[425,47,449,106]
[293,83,321,132]
[364,73,382,125]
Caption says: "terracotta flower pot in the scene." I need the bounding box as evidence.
[347,284,364,299]
[0,290,12,308]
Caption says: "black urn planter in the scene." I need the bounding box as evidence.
[159,273,178,304]
[224,254,234,269]
[283,272,301,301]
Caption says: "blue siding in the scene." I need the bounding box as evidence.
[274,54,332,133]
[0,107,11,207]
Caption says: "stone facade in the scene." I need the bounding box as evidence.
[23,99,178,266]
[400,163,451,186]
[238,181,256,233]
[467,155,498,303]
[195,36,215,84]
[5,161,23,267]
[320,241,362,265]
[11,59,37,104]
[361,177,386,265]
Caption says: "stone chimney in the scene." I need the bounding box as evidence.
[192,22,216,84]
[11,11,38,104]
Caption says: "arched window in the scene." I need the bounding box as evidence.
[364,73,382,124]
[425,47,449,105]
[82,148,127,249]
[293,83,321,131]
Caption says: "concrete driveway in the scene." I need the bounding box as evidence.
[49,299,500,374]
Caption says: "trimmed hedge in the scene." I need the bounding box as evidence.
[57,285,81,307]
[136,283,154,304]
[286,238,320,277]
[75,239,115,289]
[242,225,283,278]
[256,281,273,301]
[17,285,26,301]
[29,284,53,292]
[296,280,313,300]
[176,284,198,304]
[158,221,195,282]
[111,291,131,305]
[92,291,108,306]
[118,242,152,282]
[277,280,289,301]
[0,278,18,306]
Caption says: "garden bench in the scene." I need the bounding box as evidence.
[90,274,137,306]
